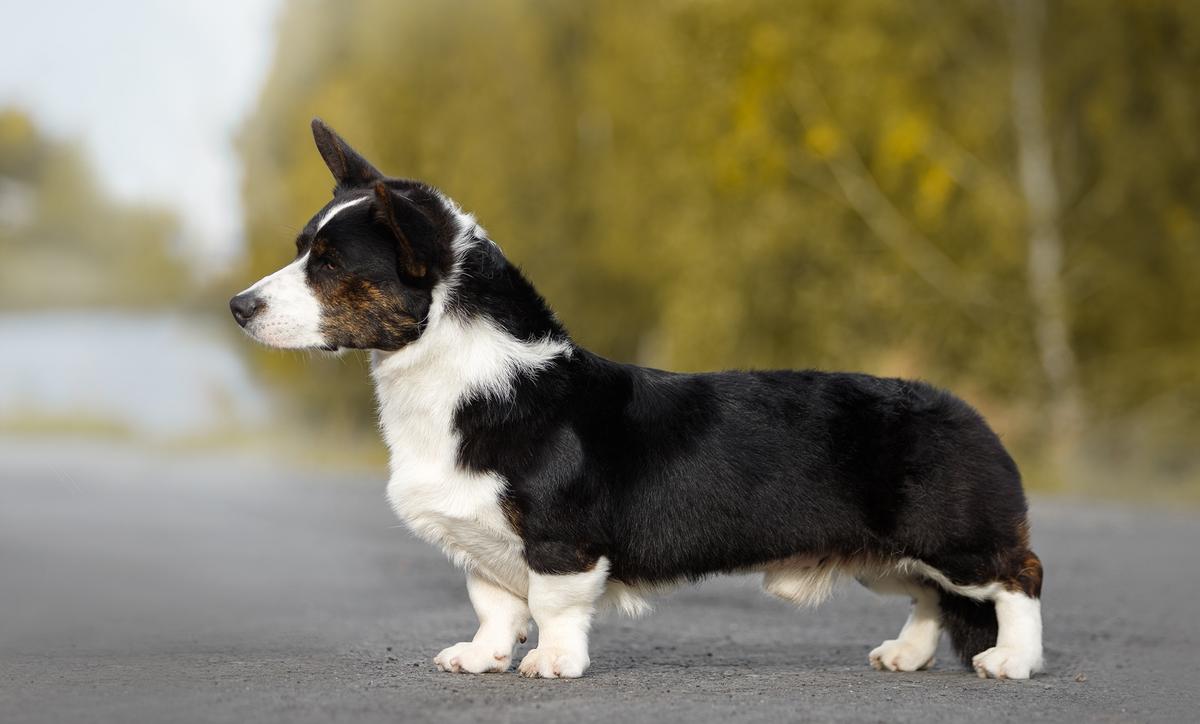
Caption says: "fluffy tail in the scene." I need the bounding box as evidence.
[938,590,998,667]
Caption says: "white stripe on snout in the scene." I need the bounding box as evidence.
[316,196,370,232]
[245,252,309,295]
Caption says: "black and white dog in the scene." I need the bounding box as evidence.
[231,120,1044,680]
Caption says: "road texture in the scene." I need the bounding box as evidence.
[1,439,1197,723]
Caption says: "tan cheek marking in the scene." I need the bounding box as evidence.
[316,276,419,346]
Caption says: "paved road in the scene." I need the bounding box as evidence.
[1,440,1196,723]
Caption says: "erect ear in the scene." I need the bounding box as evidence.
[373,182,429,279]
[311,118,383,190]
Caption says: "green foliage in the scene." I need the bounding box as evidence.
[0,108,189,308]
[238,0,1200,489]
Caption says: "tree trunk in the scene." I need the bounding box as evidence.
[1009,0,1084,463]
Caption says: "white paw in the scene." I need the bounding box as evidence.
[433,641,512,674]
[972,646,1043,680]
[869,639,936,672]
[517,647,589,679]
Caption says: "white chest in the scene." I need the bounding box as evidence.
[385,454,529,595]
[369,314,570,596]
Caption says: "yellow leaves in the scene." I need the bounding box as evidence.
[872,112,957,224]
[1166,205,1196,242]
[879,113,930,168]
[721,36,794,189]
[0,109,42,181]
[0,109,36,147]
[804,122,841,159]
[827,25,886,66]
[916,162,955,222]
[750,23,787,62]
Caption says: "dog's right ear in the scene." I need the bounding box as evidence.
[311,118,383,192]
[373,182,430,280]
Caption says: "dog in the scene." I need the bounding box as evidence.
[230,119,1044,680]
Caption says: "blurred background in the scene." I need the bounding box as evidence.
[6,6,1200,720]
[2,0,1198,500]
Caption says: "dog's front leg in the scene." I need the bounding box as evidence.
[518,559,609,679]
[434,573,530,673]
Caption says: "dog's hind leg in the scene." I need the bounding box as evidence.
[860,574,942,672]
[969,587,1043,679]
[964,550,1044,679]
[917,548,1045,679]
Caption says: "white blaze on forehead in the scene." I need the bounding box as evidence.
[237,252,327,349]
[316,195,370,233]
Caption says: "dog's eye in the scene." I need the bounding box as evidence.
[321,260,338,272]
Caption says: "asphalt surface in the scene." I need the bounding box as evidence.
[1,439,1197,723]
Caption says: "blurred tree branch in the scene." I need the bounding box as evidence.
[786,77,996,320]
[1009,0,1084,458]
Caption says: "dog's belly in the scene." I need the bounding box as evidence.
[386,466,529,596]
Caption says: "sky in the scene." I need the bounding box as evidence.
[0,0,283,269]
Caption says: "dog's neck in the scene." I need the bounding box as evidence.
[370,236,573,465]
[440,233,570,344]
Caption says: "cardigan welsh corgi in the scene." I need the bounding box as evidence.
[230,119,1044,680]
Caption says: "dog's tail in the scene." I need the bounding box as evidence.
[938,591,998,667]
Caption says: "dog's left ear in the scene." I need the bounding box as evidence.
[373,182,430,279]
[311,118,382,191]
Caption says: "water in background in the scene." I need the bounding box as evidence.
[0,311,269,440]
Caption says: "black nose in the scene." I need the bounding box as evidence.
[229,293,265,327]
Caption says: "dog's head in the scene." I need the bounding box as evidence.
[230,119,462,351]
